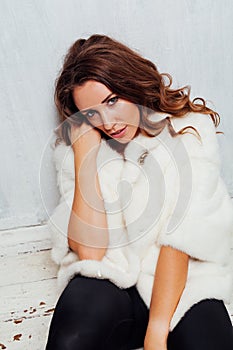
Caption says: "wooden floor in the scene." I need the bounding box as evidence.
[0,225,232,350]
[0,226,59,350]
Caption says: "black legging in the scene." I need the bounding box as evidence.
[46,274,233,350]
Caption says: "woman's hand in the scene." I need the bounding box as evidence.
[144,320,168,350]
[69,119,102,156]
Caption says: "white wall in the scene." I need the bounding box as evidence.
[1,0,233,230]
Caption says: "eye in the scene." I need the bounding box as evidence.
[85,109,96,118]
[107,96,118,106]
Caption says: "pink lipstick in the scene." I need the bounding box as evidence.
[110,126,127,138]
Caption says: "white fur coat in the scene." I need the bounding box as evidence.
[48,111,233,332]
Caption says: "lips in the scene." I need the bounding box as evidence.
[110,126,127,136]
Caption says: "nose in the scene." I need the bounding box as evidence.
[101,110,116,131]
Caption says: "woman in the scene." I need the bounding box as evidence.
[46,34,233,350]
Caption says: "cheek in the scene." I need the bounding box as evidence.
[119,105,139,124]
[128,106,140,126]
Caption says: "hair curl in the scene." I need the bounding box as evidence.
[54,34,221,148]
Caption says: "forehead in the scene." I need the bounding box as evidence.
[72,80,112,110]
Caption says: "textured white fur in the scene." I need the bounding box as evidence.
[47,112,233,333]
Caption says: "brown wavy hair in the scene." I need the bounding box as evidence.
[54,34,221,148]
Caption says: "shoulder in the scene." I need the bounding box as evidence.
[169,112,221,162]
[169,112,217,140]
[146,111,218,144]
[53,140,71,158]
[52,141,74,174]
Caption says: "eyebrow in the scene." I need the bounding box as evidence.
[101,93,113,104]
[80,93,114,113]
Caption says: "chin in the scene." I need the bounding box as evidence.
[101,128,140,155]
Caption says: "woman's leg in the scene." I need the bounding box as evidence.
[124,286,149,349]
[45,274,149,350]
[167,298,233,350]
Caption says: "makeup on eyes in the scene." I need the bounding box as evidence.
[81,95,119,119]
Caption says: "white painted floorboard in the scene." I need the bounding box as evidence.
[0,225,232,350]
[0,226,59,350]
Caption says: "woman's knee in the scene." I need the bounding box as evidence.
[46,275,134,349]
[46,325,111,350]
[59,275,133,320]
[167,299,233,350]
[46,329,82,350]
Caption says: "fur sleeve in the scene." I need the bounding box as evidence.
[52,141,75,198]
[47,142,75,265]
[156,113,233,265]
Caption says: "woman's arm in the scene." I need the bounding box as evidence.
[67,123,108,261]
[144,245,189,350]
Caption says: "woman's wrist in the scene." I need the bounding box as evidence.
[144,319,169,350]
[70,121,102,155]
[147,318,170,338]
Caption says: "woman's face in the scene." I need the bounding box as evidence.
[72,80,140,143]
